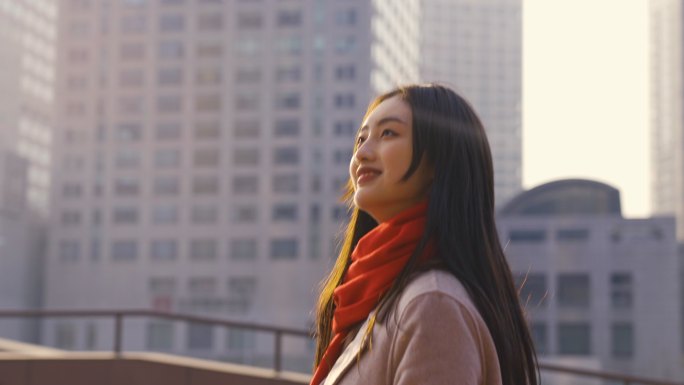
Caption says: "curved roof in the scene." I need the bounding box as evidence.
[498,179,622,217]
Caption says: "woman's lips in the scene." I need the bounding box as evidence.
[357,170,381,185]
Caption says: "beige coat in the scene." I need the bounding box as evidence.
[321,270,502,385]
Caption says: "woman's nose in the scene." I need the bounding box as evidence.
[354,139,376,162]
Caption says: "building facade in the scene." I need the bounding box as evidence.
[46,0,419,371]
[420,0,522,208]
[650,0,684,240]
[498,179,683,381]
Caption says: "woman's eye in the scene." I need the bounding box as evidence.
[381,129,397,137]
[356,136,366,144]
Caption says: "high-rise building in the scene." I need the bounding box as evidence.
[650,0,684,240]
[498,179,683,381]
[46,0,418,370]
[420,0,522,208]
[0,0,55,342]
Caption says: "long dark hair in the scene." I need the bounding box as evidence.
[314,84,538,385]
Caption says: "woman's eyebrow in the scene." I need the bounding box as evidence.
[359,116,407,131]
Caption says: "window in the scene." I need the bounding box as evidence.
[226,329,255,350]
[62,183,83,198]
[335,36,356,53]
[331,206,348,221]
[188,277,217,296]
[154,148,181,168]
[187,323,213,350]
[157,95,183,113]
[116,123,142,141]
[156,122,181,140]
[237,13,262,28]
[509,229,546,243]
[558,273,590,308]
[119,97,144,114]
[119,68,145,87]
[114,178,140,196]
[59,240,80,262]
[149,276,176,294]
[276,36,302,55]
[152,205,178,224]
[611,323,633,358]
[335,65,356,80]
[228,276,256,299]
[230,239,257,260]
[611,272,633,309]
[530,322,548,355]
[153,177,179,196]
[196,69,221,86]
[274,119,299,137]
[273,204,298,221]
[192,176,219,195]
[272,174,299,193]
[233,175,258,194]
[310,204,320,224]
[232,205,258,223]
[335,9,357,25]
[159,14,184,31]
[235,68,261,84]
[333,149,352,165]
[334,93,355,108]
[158,68,183,86]
[235,94,259,110]
[151,240,178,261]
[190,239,217,261]
[233,148,259,166]
[556,228,589,242]
[196,43,222,58]
[113,207,139,224]
[195,94,221,112]
[270,238,297,259]
[277,10,302,27]
[147,321,174,350]
[193,148,220,167]
[121,15,146,33]
[197,14,223,31]
[275,66,301,82]
[111,240,138,261]
[273,147,299,165]
[515,273,547,307]
[55,323,76,349]
[159,41,184,59]
[120,43,145,60]
[334,121,355,137]
[558,323,591,355]
[234,120,260,138]
[115,149,140,169]
[192,205,218,224]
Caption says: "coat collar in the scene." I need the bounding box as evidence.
[322,316,371,385]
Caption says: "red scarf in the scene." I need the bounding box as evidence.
[310,201,434,385]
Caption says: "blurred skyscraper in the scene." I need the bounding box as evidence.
[0,0,55,343]
[420,0,522,208]
[650,0,684,240]
[46,0,418,369]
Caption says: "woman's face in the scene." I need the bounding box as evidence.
[350,95,434,223]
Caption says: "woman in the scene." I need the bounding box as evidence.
[311,84,538,385]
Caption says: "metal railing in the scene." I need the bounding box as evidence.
[0,309,681,385]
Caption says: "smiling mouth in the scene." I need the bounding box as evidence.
[357,170,381,185]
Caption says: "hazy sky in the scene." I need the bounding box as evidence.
[523,0,650,218]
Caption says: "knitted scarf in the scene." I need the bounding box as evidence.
[310,201,433,385]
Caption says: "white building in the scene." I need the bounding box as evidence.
[650,0,684,241]
[420,0,522,208]
[45,0,419,371]
[497,179,683,382]
[0,0,55,342]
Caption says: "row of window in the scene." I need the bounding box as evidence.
[60,204,349,226]
[62,119,356,146]
[508,226,665,243]
[62,173,351,199]
[516,272,633,309]
[58,238,300,262]
[531,321,634,358]
[149,276,255,296]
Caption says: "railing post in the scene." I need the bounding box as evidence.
[114,312,123,358]
[274,330,282,372]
